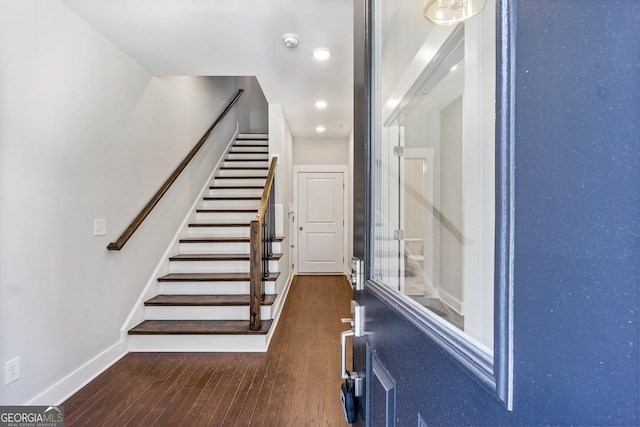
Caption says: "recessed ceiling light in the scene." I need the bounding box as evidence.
[450,64,458,72]
[312,48,331,61]
[316,126,326,133]
[315,100,328,109]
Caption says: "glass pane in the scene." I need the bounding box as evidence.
[371,0,495,351]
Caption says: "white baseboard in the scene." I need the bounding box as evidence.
[264,272,294,349]
[26,336,127,406]
[439,288,464,315]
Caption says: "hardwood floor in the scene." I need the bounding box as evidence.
[62,275,352,426]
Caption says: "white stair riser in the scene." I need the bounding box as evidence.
[233,143,269,147]
[202,199,259,209]
[158,281,276,295]
[231,146,269,153]
[169,259,279,273]
[226,153,268,160]
[223,160,268,168]
[237,133,268,140]
[180,241,250,254]
[208,188,263,197]
[187,226,250,238]
[218,169,267,177]
[196,212,255,223]
[144,305,273,321]
[128,334,269,352]
[211,177,267,187]
[179,241,282,254]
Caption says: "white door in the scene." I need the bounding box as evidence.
[297,172,345,273]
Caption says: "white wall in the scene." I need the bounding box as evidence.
[237,76,269,134]
[268,104,293,297]
[293,138,350,165]
[0,0,243,404]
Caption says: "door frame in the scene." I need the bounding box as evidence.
[293,164,349,275]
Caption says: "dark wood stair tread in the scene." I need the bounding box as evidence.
[203,196,261,200]
[224,158,267,162]
[214,176,267,179]
[209,185,264,189]
[220,166,268,170]
[169,253,283,261]
[188,223,249,228]
[144,294,276,306]
[197,209,256,213]
[180,237,249,243]
[157,272,281,282]
[236,136,268,141]
[180,236,285,243]
[128,319,272,335]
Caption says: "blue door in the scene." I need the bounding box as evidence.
[351,0,639,425]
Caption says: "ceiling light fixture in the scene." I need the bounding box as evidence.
[424,0,486,25]
[282,33,299,48]
[316,126,326,133]
[315,100,328,109]
[312,48,331,61]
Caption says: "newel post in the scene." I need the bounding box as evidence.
[249,220,262,331]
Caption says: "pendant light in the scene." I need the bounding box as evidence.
[424,0,486,25]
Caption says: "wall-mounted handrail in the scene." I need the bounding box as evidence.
[249,156,278,331]
[107,89,244,251]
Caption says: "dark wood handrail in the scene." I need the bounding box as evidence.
[250,156,277,330]
[107,89,244,251]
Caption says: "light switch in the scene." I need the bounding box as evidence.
[94,219,106,236]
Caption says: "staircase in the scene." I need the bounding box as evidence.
[128,133,284,351]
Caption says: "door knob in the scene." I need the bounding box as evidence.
[299,226,304,230]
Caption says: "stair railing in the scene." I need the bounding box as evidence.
[107,89,244,251]
[250,156,278,331]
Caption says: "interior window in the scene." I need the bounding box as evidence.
[371,0,496,351]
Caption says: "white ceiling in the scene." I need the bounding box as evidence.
[60,0,354,139]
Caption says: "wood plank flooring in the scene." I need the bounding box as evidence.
[62,275,352,426]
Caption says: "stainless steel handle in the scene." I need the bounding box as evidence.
[340,304,364,396]
[341,329,354,379]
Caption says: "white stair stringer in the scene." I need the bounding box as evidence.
[127,133,288,352]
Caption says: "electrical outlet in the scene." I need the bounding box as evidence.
[5,357,20,385]
[94,219,106,236]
